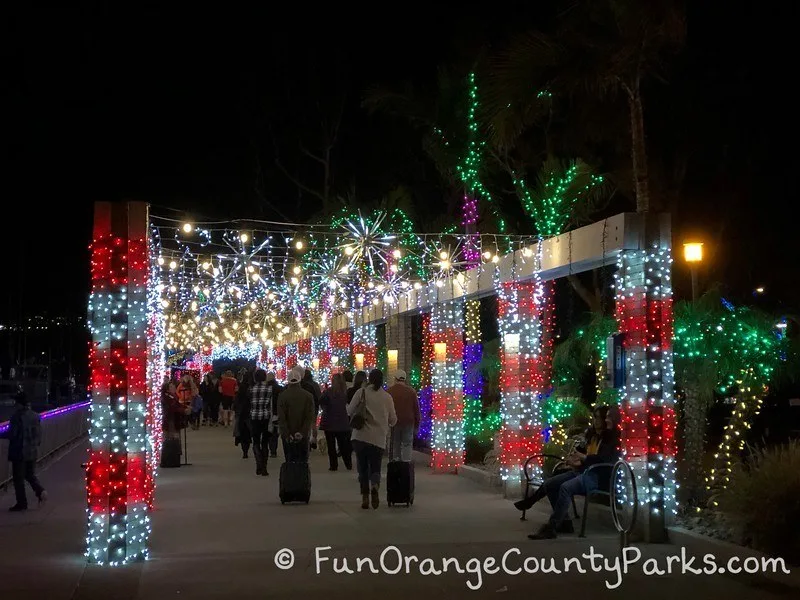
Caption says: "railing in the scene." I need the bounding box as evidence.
[0,400,90,488]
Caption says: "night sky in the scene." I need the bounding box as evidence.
[3,2,796,331]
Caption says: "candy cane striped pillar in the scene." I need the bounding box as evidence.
[430,300,465,473]
[496,279,554,495]
[614,216,676,542]
[86,201,151,564]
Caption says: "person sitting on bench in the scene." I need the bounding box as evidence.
[527,406,620,539]
[514,405,611,514]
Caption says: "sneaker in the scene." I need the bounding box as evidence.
[8,505,27,512]
[370,486,380,509]
[361,494,370,510]
[527,523,557,540]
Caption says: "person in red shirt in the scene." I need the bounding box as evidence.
[218,370,238,427]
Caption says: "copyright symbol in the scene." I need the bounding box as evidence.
[274,548,295,570]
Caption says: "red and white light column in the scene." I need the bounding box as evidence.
[495,266,555,486]
[429,300,465,473]
[615,238,677,540]
[86,202,151,564]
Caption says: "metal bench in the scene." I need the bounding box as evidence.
[521,452,621,537]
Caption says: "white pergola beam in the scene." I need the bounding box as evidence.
[290,212,638,341]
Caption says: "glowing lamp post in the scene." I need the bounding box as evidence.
[683,242,703,301]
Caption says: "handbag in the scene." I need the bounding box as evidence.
[349,389,367,430]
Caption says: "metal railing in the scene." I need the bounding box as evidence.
[0,401,90,488]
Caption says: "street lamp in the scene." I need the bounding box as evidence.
[683,242,704,301]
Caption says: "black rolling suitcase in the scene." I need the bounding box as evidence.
[160,437,182,468]
[386,430,414,507]
[279,441,311,504]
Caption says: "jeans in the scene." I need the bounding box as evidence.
[282,438,309,462]
[548,472,598,527]
[388,425,414,462]
[352,439,384,494]
[12,460,45,508]
[251,419,271,474]
[324,430,352,470]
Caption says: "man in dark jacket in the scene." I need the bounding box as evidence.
[1,392,47,511]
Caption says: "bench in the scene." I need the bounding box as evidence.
[521,453,616,537]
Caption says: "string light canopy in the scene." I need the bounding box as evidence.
[152,210,536,354]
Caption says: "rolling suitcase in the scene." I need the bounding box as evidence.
[386,430,414,507]
[160,437,182,468]
[386,460,414,507]
[279,442,311,504]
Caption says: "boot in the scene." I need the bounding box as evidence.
[556,519,574,534]
[361,493,370,510]
[514,487,546,511]
[370,484,380,509]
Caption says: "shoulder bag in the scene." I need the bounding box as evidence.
[349,389,367,430]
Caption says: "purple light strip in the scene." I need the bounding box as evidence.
[0,399,90,434]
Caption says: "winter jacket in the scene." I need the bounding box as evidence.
[278,383,315,439]
[347,385,397,449]
[319,387,350,432]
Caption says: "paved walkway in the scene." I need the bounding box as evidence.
[0,427,794,599]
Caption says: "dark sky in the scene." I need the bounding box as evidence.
[2,2,797,328]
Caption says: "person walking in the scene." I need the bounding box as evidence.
[234,371,253,459]
[1,392,47,511]
[386,370,420,462]
[265,372,282,458]
[249,369,273,476]
[301,369,321,449]
[199,373,217,426]
[278,366,315,462]
[347,369,397,510]
[218,370,237,427]
[319,373,352,471]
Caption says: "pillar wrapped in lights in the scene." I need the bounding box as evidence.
[614,237,676,541]
[298,338,312,369]
[352,324,377,373]
[285,342,298,371]
[145,229,165,511]
[417,312,434,443]
[463,299,483,436]
[86,201,151,565]
[311,333,331,384]
[430,300,465,472]
[330,329,352,374]
[495,268,554,484]
[274,344,287,381]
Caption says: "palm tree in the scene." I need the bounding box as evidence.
[486,0,685,213]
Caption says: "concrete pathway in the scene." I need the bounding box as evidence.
[0,427,794,599]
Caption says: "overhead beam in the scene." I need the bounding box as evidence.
[288,212,639,341]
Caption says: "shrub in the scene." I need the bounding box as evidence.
[718,441,800,564]
[465,435,494,464]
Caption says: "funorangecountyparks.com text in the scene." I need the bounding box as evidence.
[272,545,792,591]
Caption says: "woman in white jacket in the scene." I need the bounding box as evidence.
[347,369,397,509]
